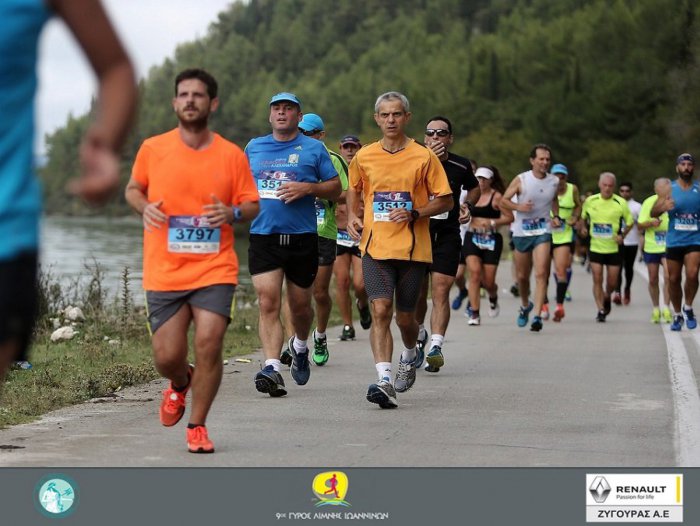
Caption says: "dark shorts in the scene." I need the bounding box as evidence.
[362,253,428,312]
[665,245,700,262]
[463,231,503,266]
[336,243,361,258]
[318,236,337,266]
[146,284,235,335]
[249,233,318,288]
[512,233,552,253]
[589,251,622,266]
[551,241,575,254]
[0,251,38,362]
[643,252,666,264]
[429,229,462,277]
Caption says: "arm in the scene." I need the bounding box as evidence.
[499,176,530,213]
[390,194,453,223]
[569,186,582,225]
[346,187,364,240]
[491,193,514,227]
[124,177,166,231]
[276,176,342,203]
[53,0,137,204]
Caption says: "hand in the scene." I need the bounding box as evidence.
[551,216,562,229]
[427,140,447,159]
[142,200,167,231]
[68,130,121,205]
[347,215,364,240]
[580,226,589,238]
[519,200,534,213]
[389,207,412,223]
[203,194,230,227]
[615,234,624,245]
[458,204,471,224]
[276,182,311,203]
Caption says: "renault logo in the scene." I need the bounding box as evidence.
[589,476,611,503]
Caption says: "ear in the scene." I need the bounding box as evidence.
[210,97,220,112]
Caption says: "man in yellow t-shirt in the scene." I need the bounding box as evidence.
[347,91,452,409]
[580,172,633,322]
[126,69,259,454]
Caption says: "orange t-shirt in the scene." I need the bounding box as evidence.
[349,139,451,262]
[132,129,259,291]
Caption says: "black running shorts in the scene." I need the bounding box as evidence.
[248,233,318,288]
[429,229,462,277]
[0,251,38,362]
[318,236,337,267]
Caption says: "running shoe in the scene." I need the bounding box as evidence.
[187,425,214,454]
[541,303,550,320]
[596,310,607,323]
[312,331,329,366]
[426,345,444,371]
[671,314,684,332]
[683,306,697,330]
[11,360,32,370]
[565,290,572,302]
[612,291,622,305]
[464,300,473,318]
[254,365,288,397]
[517,301,534,327]
[468,315,481,326]
[280,347,292,366]
[530,315,543,332]
[289,336,311,385]
[357,299,372,330]
[366,380,398,409]
[510,284,519,297]
[394,358,416,393]
[650,308,661,324]
[603,296,612,315]
[451,288,468,310]
[623,289,631,305]
[488,298,500,318]
[159,364,193,427]
[339,325,356,341]
[662,307,673,324]
[553,304,565,322]
[414,344,425,369]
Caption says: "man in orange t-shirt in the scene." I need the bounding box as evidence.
[125,69,259,454]
[346,91,452,409]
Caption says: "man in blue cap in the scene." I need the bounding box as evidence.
[245,93,341,396]
[652,153,700,331]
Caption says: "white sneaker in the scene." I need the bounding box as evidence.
[488,302,500,318]
[468,315,481,326]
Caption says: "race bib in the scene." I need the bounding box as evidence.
[337,229,357,247]
[654,231,666,245]
[257,170,295,199]
[168,216,220,254]
[674,213,698,231]
[473,232,496,251]
[522,217,547,235]
[592,222,613,238]
[373,191,412,222]
[315,200,326,226]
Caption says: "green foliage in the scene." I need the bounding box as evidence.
[40,0,700,210]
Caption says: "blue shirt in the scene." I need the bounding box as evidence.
[666,180,700,248]
[246,133,337,234]
[0,0,51,260]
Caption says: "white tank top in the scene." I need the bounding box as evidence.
[512,170,559,237]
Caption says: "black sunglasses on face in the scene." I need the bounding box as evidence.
[425,129,450,137]
[300,129,321,136]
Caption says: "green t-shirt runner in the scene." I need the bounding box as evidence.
[316,146,349,240]
[581,193,633,254]
[638,194,669,254]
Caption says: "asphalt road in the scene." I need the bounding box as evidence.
[2,261,699,467]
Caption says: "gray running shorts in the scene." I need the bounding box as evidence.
[362,253,428,312]
[145,284,235,334]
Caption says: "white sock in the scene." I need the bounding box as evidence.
[376,362,391,382]
[293,337,308,354]
[401,345,416,362]
[314,329,326,340]
[684,304,693,312]
[265,359,282,371]
[430,334,444,348]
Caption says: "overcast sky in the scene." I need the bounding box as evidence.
[36,0,234,154]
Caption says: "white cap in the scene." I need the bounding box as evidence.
[475,167,493,179]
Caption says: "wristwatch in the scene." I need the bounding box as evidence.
[410,209,420,222]
[231,206,243,223]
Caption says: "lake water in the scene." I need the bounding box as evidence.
[40,216,251,303]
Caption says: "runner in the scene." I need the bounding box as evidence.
[246,92,341,394]
[651,153,700,331]
[346,91,451,408]
[333,134,371,341]
[500,144,561,332]
[638,178,672,323]
[613,182,642,305]
[297,113,349,365]
[549,164,581,322]
[463,166,511,326]
[579,172,633,322]
[0,0,136,385]
[414,116,479,372]
[451,158,479,313]
[126,69,258,453]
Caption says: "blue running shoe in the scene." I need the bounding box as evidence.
[451,289,468,310]
[415,331,427,368]
[683,307,697,329]
[517,301,534,327]
[289,336,311,385]
[465,300,473,318]
[254,365,287,397]
[530,315,543,332]
[426,345,444,371]
[366,380,398,409]
[671,315,684,332]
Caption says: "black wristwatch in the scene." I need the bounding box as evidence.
[465,201,474,214]
[231,206,243,223]
[410,209,420,222]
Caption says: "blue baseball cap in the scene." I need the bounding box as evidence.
[551,163,568,176]
[677,153,695,164]
[269,92,301,107]
[298,113,325,133]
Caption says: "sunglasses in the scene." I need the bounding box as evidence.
[425,129,450,138]
[300,129,321,136]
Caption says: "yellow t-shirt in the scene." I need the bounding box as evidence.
[348,140,451,262]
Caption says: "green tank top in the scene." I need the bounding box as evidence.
[551,183,575,245]
[316,148,349,240]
